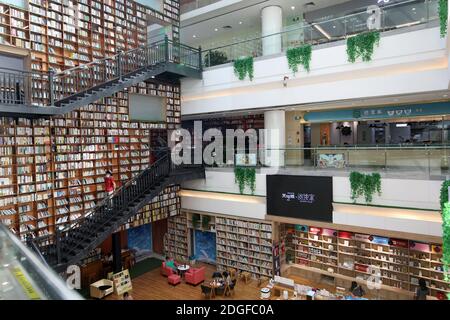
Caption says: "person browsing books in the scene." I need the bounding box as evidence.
[104,170,116,209]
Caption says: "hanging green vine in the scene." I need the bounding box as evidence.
[234,167,256,194]
[346,31,380,63]
[202,215,211,230]
[440,181,450,285]
[286,45,312,74]
[233,56,254,81]
[439,0,448,38]
[349,172,381,203]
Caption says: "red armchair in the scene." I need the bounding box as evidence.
[185,266,205,286]
[161,262,176,277]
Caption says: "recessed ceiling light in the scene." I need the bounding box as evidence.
[214,28,218,31]
[333,25,336,29]
[192,34,196,38]
[239,21,243,25]
[291,6,295,10]
[412,7,416,11]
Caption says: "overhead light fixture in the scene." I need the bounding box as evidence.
[214,28,218,31]
[192,34,196,38]
[412,7,416,11]
[395,21,420,28]
[239,21,243,25]
[291,6,295,10]
[151,76,155,78]
[396,123,408,127]
[332,25,336,29]
[313,24,331,40]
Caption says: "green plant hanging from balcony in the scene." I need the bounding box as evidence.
[442,202,450,285]
[233,56,254,81]
[439,0,448,38]
[346,31,380,63]
[286,45,312,74]
[349,171,381,203]
[234,167,256,194]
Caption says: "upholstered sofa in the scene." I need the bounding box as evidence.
[160,261,176,277]
[185,266,205,286]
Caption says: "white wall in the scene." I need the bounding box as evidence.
[182,27,447,115]
[181,170,443,237]
[182,169,443,210]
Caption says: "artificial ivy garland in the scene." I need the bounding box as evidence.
[439,180,450,285]
[442,203,450,284]
[234,167,256,194]
[233,56,254,81]
[439,0,448,38]
[349,171,381,203]
[346,31,380,63]
[286,45,312,74]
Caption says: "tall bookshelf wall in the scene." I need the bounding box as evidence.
[0,80,181,242]
[291,225,450,299]
[0,0,180,106]
[166,212,189,261]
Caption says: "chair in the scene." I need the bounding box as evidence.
[212,271,222,279]
[185,266,205,286]
[168,274,181,286]
[201,284,213,299]
[239,271,251,284]
[228,268,237,279]
[258,276,270,287]
[161,262,176,277]
[90,279,114,299]
[215,285,225,296]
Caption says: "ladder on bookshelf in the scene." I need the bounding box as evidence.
[0,37,202,116]
[29,150,204,272]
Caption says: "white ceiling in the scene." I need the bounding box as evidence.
[180,0,351,46]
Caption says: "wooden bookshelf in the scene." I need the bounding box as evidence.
[292,225,450,299]
[166,212,189,262]
[215,215,274,278]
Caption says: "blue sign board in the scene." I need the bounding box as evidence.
[304,102,450,123]
[371,236,390,245]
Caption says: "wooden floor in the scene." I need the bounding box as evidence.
[105,262,346,300]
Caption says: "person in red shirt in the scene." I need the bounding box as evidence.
[105,170,116,209]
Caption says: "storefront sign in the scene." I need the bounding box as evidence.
[338,231,354,239]
[267,175,333,222]
[410,241,431,253]
[295,224,308,232]
[390,238,408,248]
[321,228,337,237]
[309,227,322,235]
[370,236,390,245]
[304,101,450,123]
[355,233,371,243]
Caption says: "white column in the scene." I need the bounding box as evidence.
[264,110,285,167]
[261,6,283,56]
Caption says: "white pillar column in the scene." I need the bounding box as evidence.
[264,110,285,167]
[261,6,283,56]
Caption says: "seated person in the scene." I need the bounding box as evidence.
[349,281,365,297]
[165,256,178,273]
[222,271,232,286]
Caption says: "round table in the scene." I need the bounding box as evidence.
[260,287,271,299]
[177,264,190,278]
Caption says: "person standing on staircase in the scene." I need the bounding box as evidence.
[105,170,116,210]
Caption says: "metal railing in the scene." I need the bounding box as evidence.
[0,37,202,107]
[32,151,173,265]
[203,0,439,67]
[180,0,223,14]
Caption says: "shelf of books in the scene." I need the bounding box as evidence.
[0,76,181,240]
[292,225,450,299]
[215,215,274,278]
[117,185,181,231]
[166,211,189,261]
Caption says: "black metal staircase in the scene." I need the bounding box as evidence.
[0,37,202,116]
[30,151,204,272]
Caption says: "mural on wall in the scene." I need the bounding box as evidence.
[194,230,216,263]
[127,224,152,262]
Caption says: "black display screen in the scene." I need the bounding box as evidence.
[266,175,333,222]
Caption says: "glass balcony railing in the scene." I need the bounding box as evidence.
[0,224,82,300]
[203,144,450,177]
[181,0,223,14]
[202,0,439,68]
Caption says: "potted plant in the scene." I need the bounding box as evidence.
[204,50,228,67]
